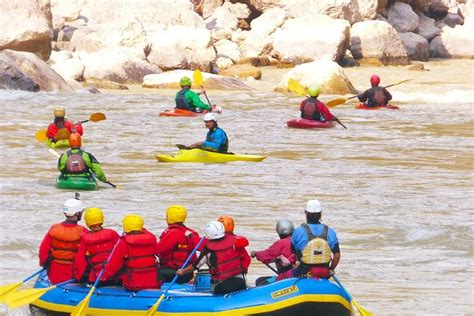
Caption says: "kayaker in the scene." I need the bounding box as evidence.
[189,113,228,153]
[39,196,87,284]
[46,107,83,141]
[357,74,393,107]
[156,205,201,284]
[217,215,251,274]
[57,133,107,183]
[102,214,161,290]
[276,200,340,281]
[251,219,296,286]
[300,85,336,122]
[74,207,121,286]
[175,76,213,112]
[176,220,247,295]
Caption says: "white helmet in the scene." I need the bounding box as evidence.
[203,112,218,122]
[305,199,322,213]
[203,220,225,240]
[63,198,85,216]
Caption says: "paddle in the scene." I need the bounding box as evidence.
[146,236,206,316]
[4,279,74,309]
[0,268,45,303]
[176,144,191,150]
[193,69,213,108]
[331,274,372,316]
[287,79,347,129]
[48,148,117,189]
[70,233,124,316]
[264,262,279,275]
[326,79,413,108]
[35,112,107,142]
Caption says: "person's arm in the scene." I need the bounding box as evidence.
[318,102,335,121]
[58,153,67,173]
[85,152,106,182]
[253,241,284,264]
[39,232,52,266]
[329,251,340,271]
[357,89,370,102]
[156,230,179,257]
[65,121,83,135]
[102,240,126,279]
[187,90,211,111]
[46,123,58,139]
[176,247,209,275]
[384,88,392,102]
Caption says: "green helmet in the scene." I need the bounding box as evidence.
[308,85,320,97]
[180,76,192,87]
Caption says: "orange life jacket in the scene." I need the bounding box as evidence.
[207,234,244,281]
[49,223,85,264]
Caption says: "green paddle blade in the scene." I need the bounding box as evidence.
[287,79,308,97]
[326,98,347,108]
[193,69,204,87]
[89,112,106,122]
[0,282,22,302]
[35,129,47,142]
[70,286,95,316]
[4,285,55,309]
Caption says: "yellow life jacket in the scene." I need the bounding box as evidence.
[300,224,331,265]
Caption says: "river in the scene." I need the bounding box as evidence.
[0,59,473,315]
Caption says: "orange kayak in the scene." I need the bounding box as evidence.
[159,108,201,117]
[355,103,399,110]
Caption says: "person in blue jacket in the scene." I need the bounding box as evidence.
[189,113,228,153]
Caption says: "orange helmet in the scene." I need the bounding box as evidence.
[69,133,81,148]
[217,215,234,234]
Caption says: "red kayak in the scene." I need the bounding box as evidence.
[355,103,399,110]
[287,119,336,129]
[159,109,201,117]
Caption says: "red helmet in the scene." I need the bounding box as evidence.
[370,75,380,86]
[69,133,81,148]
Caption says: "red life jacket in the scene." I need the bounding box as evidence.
[207,235,244,281]
[159,225,199,269]
[302,98,324,121]
[123,230,159,290]
[82,229,117,280]
[49,223,85,264]
[65,150,87,174]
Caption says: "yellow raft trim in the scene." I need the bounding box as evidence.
[32,293,351,315]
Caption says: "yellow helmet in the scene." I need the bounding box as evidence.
[54,107,65,118]
[123,214,144,233]
[166,205,187,224]
[84,207,104,228]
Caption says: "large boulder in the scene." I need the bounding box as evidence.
[219,64,262,79]
[77,48,161,83]
[272,15,350,64]
[49,50,85,81]
[399,32,429,61]
[214,39,241,67]
[350,20,411,65]
[0,50,73,91]
[0,0,53,61]
[418,13,441,40]
[0,57,40,91]
[204,3,246,41]
[274,58,357,95]
[142,69,254,90]
[429,24,474,58]
[387,2,420,33]
[147,26,216,71]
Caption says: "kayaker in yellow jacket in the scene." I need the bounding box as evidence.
[57,133,107,182]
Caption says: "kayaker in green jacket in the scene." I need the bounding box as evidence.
[58,133,107,182]
[175,76,212,112]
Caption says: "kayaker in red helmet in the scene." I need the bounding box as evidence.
[357,75,392,107]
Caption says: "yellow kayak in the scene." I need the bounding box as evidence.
[155,148,266,163]
[46,139,70,149]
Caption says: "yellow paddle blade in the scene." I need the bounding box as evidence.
[353,300,373,316]
[35,129,47,142]
[326,98,347,108]
[89,112,106,122]
[193,69,204,87]
[4,285,55,309]
[55,128,71,140]
[287,79,308,97]
[146,293,165,316]
[0,282,22,302]
[71,286,95,316]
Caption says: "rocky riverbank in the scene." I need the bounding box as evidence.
[0,0,473,93]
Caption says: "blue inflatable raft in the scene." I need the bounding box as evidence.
[30,272,352,315]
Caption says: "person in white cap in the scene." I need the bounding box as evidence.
[189,112,228,153]
[276,199,340,281]
[39,195,88,284]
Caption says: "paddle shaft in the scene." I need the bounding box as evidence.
[23,268,45,283]
[334,117,347,129]
[147,237,206,315]
[264,262,279,275]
